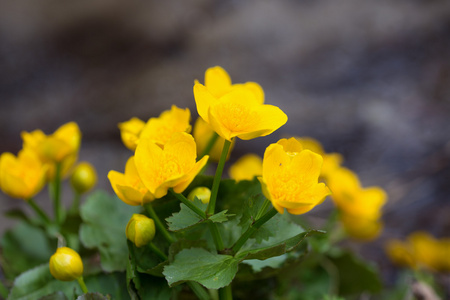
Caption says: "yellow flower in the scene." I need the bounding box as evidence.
[229,154,262,181]
[139,105,191,148]
[340,214,383,241]
[49,247,83,281]
[126,214,156,247]
[0,149,47,199]
[385,239,416,269]
[135,132,209,199]
[258,138,331,215]
[70,162,97,194]
[108,156,154,206]
[199,66,264,102]
[295,137,343,179]
[118,117,146,151]
[193,117,234,161]
[327,168,386,220]
[194,66,287,141]
[386,232,450,272]
[21,122,81,178]
[187,187,211,204]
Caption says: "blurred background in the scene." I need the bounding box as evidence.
[1,0,450,287]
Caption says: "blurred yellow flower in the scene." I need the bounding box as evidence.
[327,168,386,220]
[126,214,156,247]
[108,156,154,206]
[135,132,208,199]
[0,149,47,200]
[229,154,262,181]
[327,167,386,240]
[49,247,84,281]
[21,122,81,178]
[193,117,234,161]
[258,138,330,215]
[70,162,97,194]
[386,232,450,272]
[118,117,145,151]
[194,66,287,141]
[295,137,343,180]
[140,105,191,148]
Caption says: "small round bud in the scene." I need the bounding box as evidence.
[187,187,211,204]
[49,247,84,281]
[126,214,156,247]
[70,162,97,194]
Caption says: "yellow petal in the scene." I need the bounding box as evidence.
[204,66,232,98]
[229,154,263,181]
[193,83,216,123]
[118,117,145,151]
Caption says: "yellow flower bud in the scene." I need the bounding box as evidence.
[187,187,211,204]
[49,247,83,281]
[126,214,156,247]
[70,162,97,194]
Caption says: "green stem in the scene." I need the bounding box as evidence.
[231,207,278,254]
[169,189,206,219]
[69,192,81,214]
[219,284,233,300]
[208,221,224,251]
[187,282,211,300]
[27,198,51,225]
[0,280,8,299]
[200,132,219,159]
[144,203,175,244]
[77,276,88,294]
[207,139,232,216]
[148,242,168,261]
[255,198,271,220]
[51,163,62,225]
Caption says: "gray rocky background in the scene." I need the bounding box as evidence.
[1,0,450,286]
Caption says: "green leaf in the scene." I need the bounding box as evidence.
[7,264,78,300]
[243,254,288,272]
[75,293,110,300]
[236,230,322,261]
[166,200,206,232]
[38,292,68,300]
[163,248,239,289]
[209,210,234,223]
[1,222,55,280]
[79,190,140,272]
[328,250,382,296]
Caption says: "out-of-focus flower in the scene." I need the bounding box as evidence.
[187,187,211,204]
[126,214,156,247]
[108,157,154,206]
[386,232,450,272]
[21,122,81,179]
[70,162,97,194]
[385,239,416,269]
[0,149,47,200]
[193,117,234,161]
[49,247,84,281]
[258,138,331,215]
[139,105,191,148]
[327,167,387,240]
[118,117,146,151]
[295,137,343,180]
[194,66,287,141]
[135,132,208,199]
[229,154,262,181]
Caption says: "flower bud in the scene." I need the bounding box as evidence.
[126,214,156,247]
[49,247,83,281]
[70,162,97,194]
[187,187,211,204]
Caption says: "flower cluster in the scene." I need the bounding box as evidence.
[386,231,450,272]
